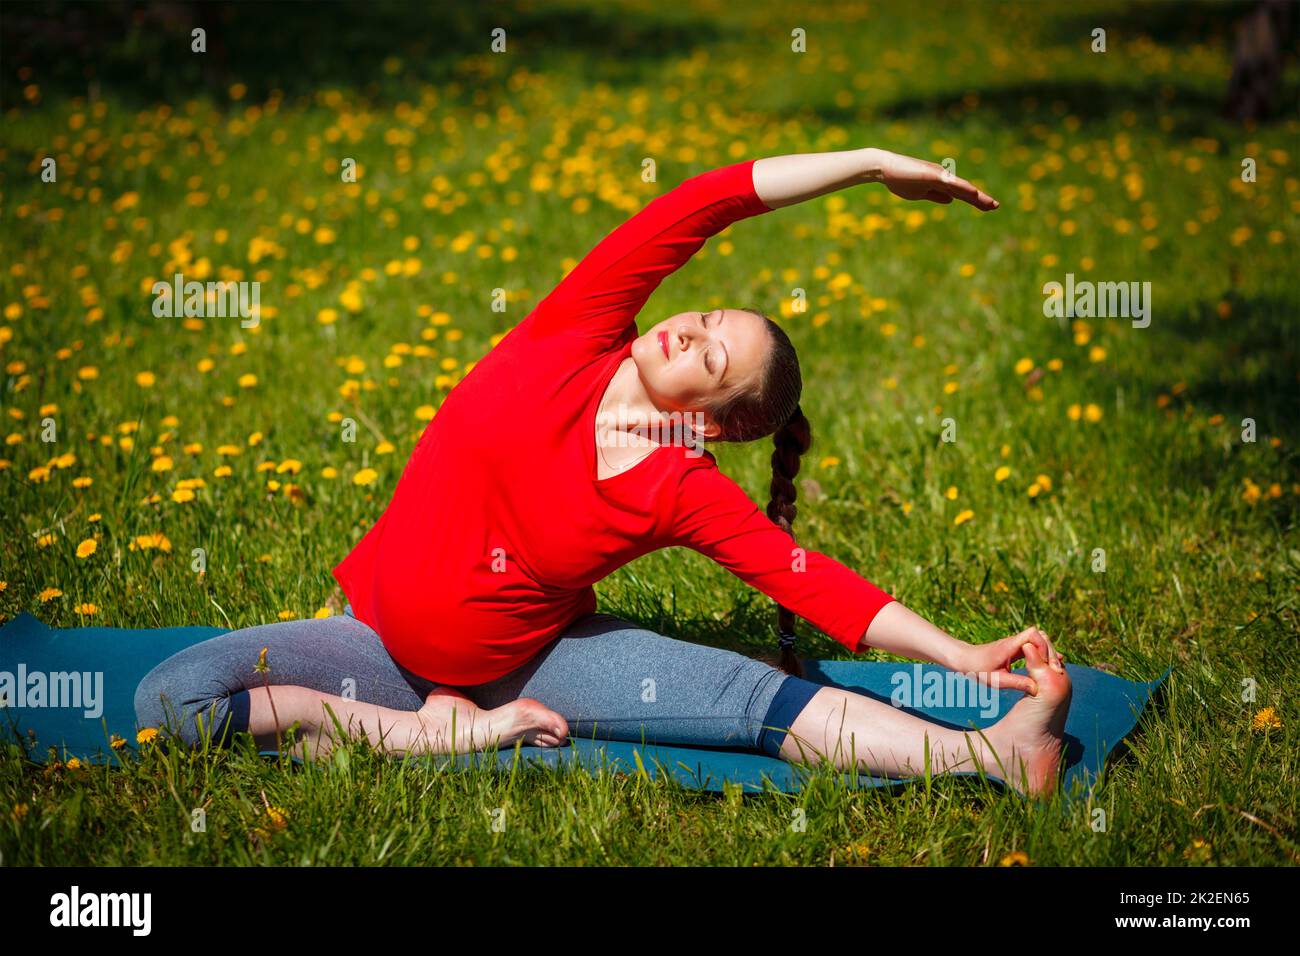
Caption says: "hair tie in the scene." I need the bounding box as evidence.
[777,626,797,649]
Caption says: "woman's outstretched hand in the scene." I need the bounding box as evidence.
[867,148,1000,210]
[950,626,1066,695]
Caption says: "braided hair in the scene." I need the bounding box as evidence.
[766,404,812,678]
[702,308,811,678]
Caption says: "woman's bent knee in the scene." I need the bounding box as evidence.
[133,658,249,749]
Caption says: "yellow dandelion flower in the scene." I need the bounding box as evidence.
[995,466,1011,482]
[1251,707,1282,731]
[136,371,156,387]
[1014,358,1034,375]
[352,468,378,486]
[1084,403,1103,422]
[953,509,975,526]
[944,486,958,500]
[75,603,97,616]
[38,587,63,602]
[172,488,196,503]
[136,727,159,745]
[820,456,841,468]
[238,373,258,388]
[263,806,289,830]
[998,851,1030,866]
[375,441,396,455]
[151,455,174,472]
[276,459,302,474]
[75,538,97,559]
[131,532,172,553]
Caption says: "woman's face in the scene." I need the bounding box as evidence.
[629,308,770,438]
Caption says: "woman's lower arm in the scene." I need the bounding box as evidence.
[751,148,884,209]
[859,601,967,669]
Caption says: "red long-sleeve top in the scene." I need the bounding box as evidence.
[332,159,896,685]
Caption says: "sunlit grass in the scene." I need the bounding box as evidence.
[1,0,1296,864]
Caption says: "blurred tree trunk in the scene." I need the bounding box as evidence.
[1224,0,1296,122]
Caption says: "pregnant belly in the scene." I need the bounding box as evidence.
[374,586,595,686]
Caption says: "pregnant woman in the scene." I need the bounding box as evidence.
[135,147,1072,797]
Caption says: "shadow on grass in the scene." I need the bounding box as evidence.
[878,78,1255,137]
[1153,292,1299,443]
[2,0,720,107]
[1047,0,1253,49]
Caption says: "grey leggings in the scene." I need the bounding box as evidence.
[133,606,825,758]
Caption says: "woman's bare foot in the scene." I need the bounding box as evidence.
[415,691,569,753]
[985,641,1072,798]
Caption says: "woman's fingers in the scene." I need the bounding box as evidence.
[1015,626,1063,670]
[941,173,999,210]
[993,670,1038,695]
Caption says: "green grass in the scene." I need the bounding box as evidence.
[1,0,1297,865]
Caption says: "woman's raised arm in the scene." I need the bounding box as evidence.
[523,160,771,348]
[752,147,1000,211]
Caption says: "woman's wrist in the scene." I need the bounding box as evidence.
[858,147,885,184]
[863,600,968,669]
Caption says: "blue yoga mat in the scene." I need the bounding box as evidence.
[0,611,1170,806]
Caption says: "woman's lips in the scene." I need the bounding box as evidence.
[658,330,669,358]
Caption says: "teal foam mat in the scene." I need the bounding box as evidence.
[0,611,1171,805]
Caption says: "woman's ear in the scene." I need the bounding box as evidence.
[695,412,723,441]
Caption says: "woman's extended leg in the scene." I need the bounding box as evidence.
[454,613,1070,797]
[132,607,568,758]
[780,640,1071,797]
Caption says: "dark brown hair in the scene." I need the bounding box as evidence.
[699,307,811,678]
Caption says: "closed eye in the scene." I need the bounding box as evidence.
[700,312,715,375]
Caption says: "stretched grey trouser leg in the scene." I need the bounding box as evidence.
[454,613,813,755]
[133,605,438,747]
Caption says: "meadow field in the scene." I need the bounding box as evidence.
[1,0,1297,865]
